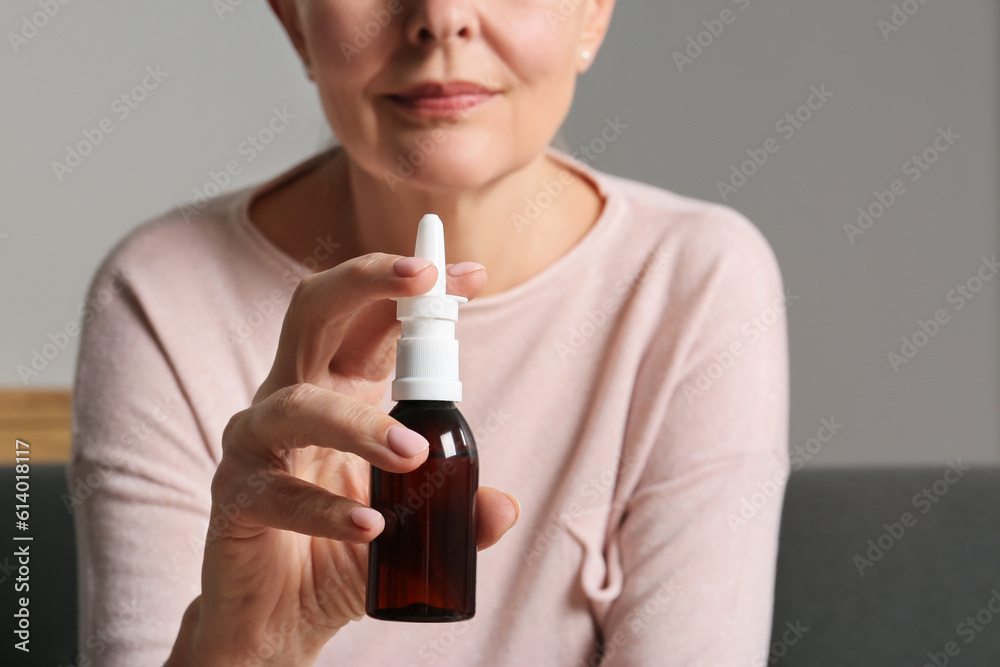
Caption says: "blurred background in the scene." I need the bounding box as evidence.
[1,0,997,467]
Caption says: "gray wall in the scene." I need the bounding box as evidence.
[2,1,997,467]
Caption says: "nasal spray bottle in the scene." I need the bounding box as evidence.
[366,214,479,622]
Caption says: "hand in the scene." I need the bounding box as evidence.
[170,254,519,666]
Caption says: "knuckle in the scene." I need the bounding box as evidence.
[221,409,248,455]
[216,412,257,502]
[345,400,387,439]
[343,260,370,285]
[209,465,229,502]
[289,273,316,303]
[269,478,303,515]
[346,252,388,282]
[210,455,241,503]
[271,479,320,526]
[268,383,319,424]
[284,274,317,322]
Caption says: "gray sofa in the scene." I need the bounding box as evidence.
[2,464,998,665]
[770,466,1000,665]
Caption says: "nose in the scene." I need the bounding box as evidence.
[405,0,479,46]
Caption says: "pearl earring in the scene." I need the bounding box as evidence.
[581,50,592,61]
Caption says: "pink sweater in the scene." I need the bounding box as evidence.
[70,146,790,666]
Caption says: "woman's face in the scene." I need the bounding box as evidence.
[271,0,615,192]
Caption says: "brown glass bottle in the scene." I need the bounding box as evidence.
[366,400,478,622]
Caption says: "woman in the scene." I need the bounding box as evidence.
[70,1,790,664]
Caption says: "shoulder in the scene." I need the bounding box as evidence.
[76,187,289,432]
[579,168,784,309]
[77,184,304,376]
[92,191,240,285]
[85,185,290,307]
[610,171,777,272]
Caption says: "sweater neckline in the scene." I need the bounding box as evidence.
[231,144,620,313]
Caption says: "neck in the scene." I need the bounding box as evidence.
[287,146,603,298]
[347,150,550,259]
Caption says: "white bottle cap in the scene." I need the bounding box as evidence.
[391,214,468,402]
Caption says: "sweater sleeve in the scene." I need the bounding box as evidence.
[68,260,217,666]
[597,211,791,666]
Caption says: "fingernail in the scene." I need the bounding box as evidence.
[387,425,429,458]
[504,493,521,522]
[394,257,434,277]
[350,507,383,531]
[448,262,485,276]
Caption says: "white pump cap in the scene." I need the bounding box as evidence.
[391,214,468,402]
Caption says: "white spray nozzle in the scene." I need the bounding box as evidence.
[391,214,468,402]
[414,214,447,296]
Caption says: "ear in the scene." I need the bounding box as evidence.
[268,0,310,66]
[577,0,616,73]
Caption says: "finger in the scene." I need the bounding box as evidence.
[329,260,488,384]
[240,384,431,472]
[327,296,399,384]
[444,261,488,296]
[474,487,520,551]
[244,469,386,543]
[273,253,434,387]
[268,253,487,390]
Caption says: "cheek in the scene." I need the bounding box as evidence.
[490,9,580,90]
[305,1,394,77]
[304,2,394,135]
[496,23,577,138]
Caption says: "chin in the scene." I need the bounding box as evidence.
[397,167,495,194]
[378,143,520,193]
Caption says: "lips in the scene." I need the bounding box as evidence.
[387,81,497,118]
